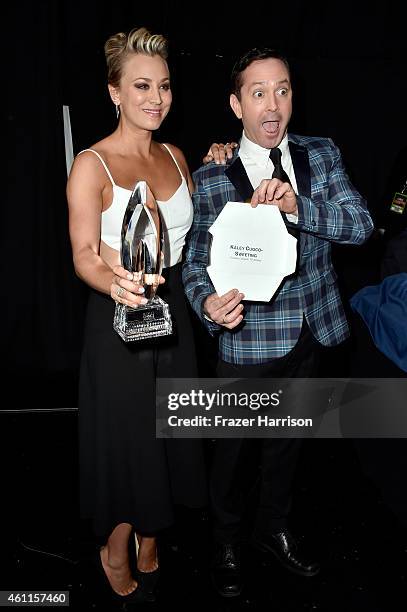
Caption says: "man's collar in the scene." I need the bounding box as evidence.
[239,131,289,166]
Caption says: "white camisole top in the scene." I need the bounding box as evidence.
[78,144,194,268]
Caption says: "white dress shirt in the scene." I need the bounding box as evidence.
[238,132,298,222]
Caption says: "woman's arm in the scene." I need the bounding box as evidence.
[67,152,113,293]
[66,152,148,307]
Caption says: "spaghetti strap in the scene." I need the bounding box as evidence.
[78,149,115,187]
[162,143,184,180]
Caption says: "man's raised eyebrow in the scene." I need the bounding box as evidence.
[250,78,290,87]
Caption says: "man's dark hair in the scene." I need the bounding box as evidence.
[231,48,290,100]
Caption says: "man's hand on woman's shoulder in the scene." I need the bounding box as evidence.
[203,142,238,165]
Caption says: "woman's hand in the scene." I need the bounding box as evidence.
[203,142,238,165]
[111,265,165,308]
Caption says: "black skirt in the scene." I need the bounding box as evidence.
[79,263,207,540]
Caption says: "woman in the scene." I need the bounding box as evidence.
[67,27,206,602]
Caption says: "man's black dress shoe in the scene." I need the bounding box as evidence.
[251,529,320,577]
[211,543,243,598]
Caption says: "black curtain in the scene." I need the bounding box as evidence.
[4,0,407,377]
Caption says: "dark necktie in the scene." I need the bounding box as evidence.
[270,147,291,183]
[269,147,299,242]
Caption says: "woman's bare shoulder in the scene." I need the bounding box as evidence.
[69,137,114,187]
[162,142,185,159]
[161,143,194,190]
[78,134,115,159]
[162,142,190,171]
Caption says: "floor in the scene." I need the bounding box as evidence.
[2,233,407,611]
[2,408,407,611]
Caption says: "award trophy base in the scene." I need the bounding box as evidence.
[114,297,173,342]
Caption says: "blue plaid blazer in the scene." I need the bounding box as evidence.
[182,134,374,364]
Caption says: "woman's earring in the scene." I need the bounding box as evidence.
[115,104,120,119]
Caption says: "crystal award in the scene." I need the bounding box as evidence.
[113,181,173,341]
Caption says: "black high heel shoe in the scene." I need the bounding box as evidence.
[90,547,155,604]
[133,533,160,596]
[136,566,160,595]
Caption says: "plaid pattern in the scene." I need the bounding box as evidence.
[182,134,374,364]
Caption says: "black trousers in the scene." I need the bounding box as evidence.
[211,319,320,543]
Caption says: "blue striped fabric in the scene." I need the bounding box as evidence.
[182,134,374,364]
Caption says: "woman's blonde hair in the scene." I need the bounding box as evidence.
[104,27,168,87]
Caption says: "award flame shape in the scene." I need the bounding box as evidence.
[113,181,172,341]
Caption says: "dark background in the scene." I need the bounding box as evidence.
[4,0,407,370]
[2,1,407,609]
[1,0,407,370]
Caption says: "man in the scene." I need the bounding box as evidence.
[183,47,374,597]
